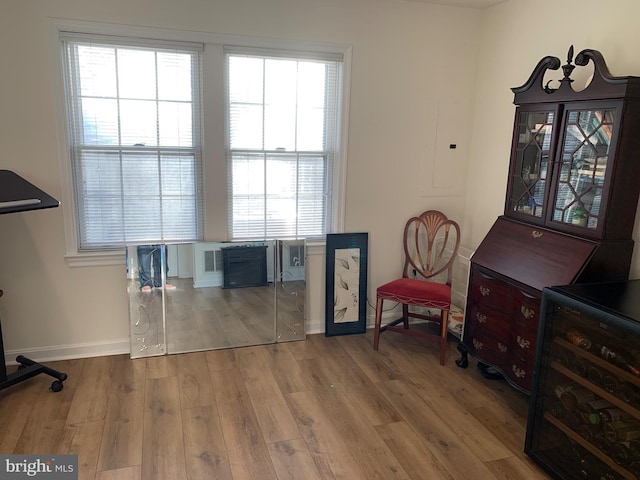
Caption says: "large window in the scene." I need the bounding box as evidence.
[226,48,342,240]
[57,23,349,260]
[61,34,203,250]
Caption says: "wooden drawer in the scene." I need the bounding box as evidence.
[510,327,537,361]
[469,268,512,310]
[467,329,509,372]
[513,288,541,334]
[506,353,534,392]
[466,301,511,341]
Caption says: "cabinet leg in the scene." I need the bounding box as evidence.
[455,342,469,368]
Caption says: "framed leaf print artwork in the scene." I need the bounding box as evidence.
[325,233,368,336]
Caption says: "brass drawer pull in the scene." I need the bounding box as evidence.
[516,335,531,349]
[521,306,535,319]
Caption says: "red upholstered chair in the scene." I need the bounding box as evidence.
[373,210,460,365]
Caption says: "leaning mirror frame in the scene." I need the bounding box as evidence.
[126,240,306,359]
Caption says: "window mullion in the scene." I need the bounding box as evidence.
[115,47,127,245]
[263,152,268,239]
[153,50,163,239]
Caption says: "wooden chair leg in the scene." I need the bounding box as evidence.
[402,304,409,329]
[439,309,449,366]
[373,297,383,350]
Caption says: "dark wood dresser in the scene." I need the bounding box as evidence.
[457,47,640,394]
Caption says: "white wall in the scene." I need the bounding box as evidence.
[0,0,479,360]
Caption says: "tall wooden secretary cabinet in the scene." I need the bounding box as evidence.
[457,47,640,394]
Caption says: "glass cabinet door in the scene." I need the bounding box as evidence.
[527,283,640,480]
[551,106,616,230]
[507,109,556,219]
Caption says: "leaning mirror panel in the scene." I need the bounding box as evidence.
[126,240,305,359]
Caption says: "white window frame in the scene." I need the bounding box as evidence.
[49,19,351,267]
[60,34,204,251]
[225,47,343,241]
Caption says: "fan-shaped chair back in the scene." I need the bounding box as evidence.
[402,210,460,284]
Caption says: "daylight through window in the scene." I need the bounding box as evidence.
[226,48,343,240]
[61,34,203,250]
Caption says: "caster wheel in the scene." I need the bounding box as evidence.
[50,380,64,392]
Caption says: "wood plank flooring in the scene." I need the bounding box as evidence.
[0,331,550,479]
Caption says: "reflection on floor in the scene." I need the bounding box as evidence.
[128,277,305,358]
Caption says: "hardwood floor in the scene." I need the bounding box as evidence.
[0,331,550,479]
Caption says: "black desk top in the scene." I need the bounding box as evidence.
[546,280,640,323]
[0,170,59,215]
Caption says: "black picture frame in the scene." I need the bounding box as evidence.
[325,232,368,336]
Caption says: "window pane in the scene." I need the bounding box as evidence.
[80,98,119,145]
[297,62,327,151]
[298,155,326,235]
[117,49,157,100]
[230,104,263,149]
[226,51,341,240]
[265,103,296,150]
[159,101,193,146]
[122,153,160,196]
[63,35,203,249]
[77,45,117,98]
[79,150,122,195]
[81,197,124,244]
[266,155,296,196]
[296,107,324,151]
[264,59,297,150]
[266,155,297,237]
[161,153,196,196]
[228,56,264,104]
[161,197,197,239]
[230,153,265,238]
[120,99,158,146]
[157,52,193,101]
[123,196,162,240]
[232,154,265,195]
[233,196,266,238]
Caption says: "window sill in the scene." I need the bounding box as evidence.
[65,239,327,268]
[65,250,126,268]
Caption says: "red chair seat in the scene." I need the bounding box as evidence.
[377,278,451,309]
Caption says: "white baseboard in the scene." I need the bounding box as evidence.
[305,316,324,335]
[4,304,461,365]
[306,310,399,336]
[4,338,130,365]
